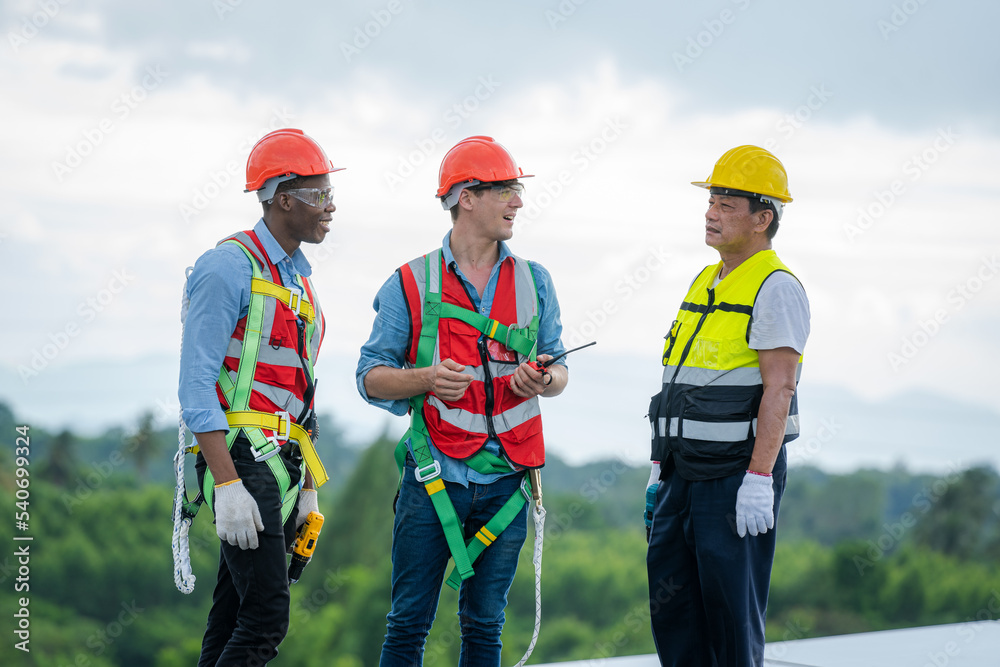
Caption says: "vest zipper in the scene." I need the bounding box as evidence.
[478,336,499,443]
[666,287,715,390]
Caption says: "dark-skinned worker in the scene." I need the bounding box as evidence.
[645,146,810,666]
[179,128,341,665]
[357,136,568,666]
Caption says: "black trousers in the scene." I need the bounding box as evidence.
[646,449,787,667]
[196,436,302,667]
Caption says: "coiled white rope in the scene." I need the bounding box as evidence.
[513,498,545,666]
[172,269,197,594]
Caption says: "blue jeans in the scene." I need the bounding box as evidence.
[379,458,528,667]
[646,449,787,667]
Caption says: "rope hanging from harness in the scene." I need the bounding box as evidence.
[172,268,198,594]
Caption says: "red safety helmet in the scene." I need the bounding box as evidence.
[436,136,533,200]
[245,128,344,200]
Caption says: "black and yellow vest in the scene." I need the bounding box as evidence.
[649,249,803,480]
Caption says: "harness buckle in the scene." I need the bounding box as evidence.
[414,460,442,483]
[288,289,302,316]
[503,325,518,348]
[250,438,282,462]
[519,475,532,503]
[273,411,291,442]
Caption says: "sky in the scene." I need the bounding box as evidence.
[1,0,998,472]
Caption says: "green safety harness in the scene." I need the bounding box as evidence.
[172,240,328,594]
[394,248,541,590]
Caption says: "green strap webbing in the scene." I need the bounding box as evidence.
[444,474,530,590]
[399,248,540,587]
[201,241,298,524]
[438,303,537,359]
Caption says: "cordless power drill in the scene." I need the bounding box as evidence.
[288,511,324,584]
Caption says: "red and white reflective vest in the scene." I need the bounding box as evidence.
[215,230,325,432]
[399,251,544,467]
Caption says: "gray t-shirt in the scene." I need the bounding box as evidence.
[748,271,810,354]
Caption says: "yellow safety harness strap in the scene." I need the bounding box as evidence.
[250,277,315,323]
[226,411,329,487]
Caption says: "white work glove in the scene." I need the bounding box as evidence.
[214,479,264,550]
[295,488,318,531]
[735,472,774,538]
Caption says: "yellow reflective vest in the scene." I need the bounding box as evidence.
[649,250,803,480]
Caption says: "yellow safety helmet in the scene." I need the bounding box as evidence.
[692,145,793,204]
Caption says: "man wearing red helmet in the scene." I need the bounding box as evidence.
[357,136,569,665]
[646,146,810,666]
[179,129,342,665]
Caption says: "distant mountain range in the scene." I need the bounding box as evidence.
[3,351,998,475]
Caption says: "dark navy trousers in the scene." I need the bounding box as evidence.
[196,437,302,667]
[646,449,786,667]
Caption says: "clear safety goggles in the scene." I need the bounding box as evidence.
[471,182,525,202]
[284,187,334,208]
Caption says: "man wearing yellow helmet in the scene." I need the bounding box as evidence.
[645,146,810,666]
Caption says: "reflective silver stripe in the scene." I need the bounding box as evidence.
[662,362,802,386]
[226,338,306,369]
[678,418,752,442]
[425,395,489,434]
[251,381,305,417]
[752,413,800,436]
[427,251,440,295]
[512,257,539,327]
[492,396,541,433]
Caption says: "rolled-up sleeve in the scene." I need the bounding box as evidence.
[356,272,412,416]
[530,261,568,367]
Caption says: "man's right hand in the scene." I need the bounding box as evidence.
[428,358,473,402]
[214,479,265,550]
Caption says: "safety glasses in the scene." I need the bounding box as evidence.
[472,183,524,202]
[284,187,334,208]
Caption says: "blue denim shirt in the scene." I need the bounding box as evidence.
[356,231,566,486]
[179,219,316,434]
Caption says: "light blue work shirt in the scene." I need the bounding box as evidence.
[179,219,316,434]
[356,230,567,487]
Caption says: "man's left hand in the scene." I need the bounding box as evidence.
[295,488,319,531]
[735,472,774,537]
[510,354,553,398]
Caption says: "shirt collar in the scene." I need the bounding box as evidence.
[254,218,313,277]
[441,229,512,271]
